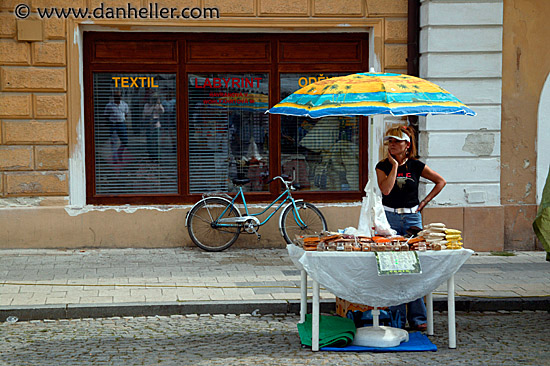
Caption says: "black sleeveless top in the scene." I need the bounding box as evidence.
[375,158,426,208]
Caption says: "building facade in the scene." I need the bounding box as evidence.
[0,0,548,251]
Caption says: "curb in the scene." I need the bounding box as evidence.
[1,298,549,322]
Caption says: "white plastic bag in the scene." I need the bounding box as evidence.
[357,198,374,237]
[358,180,396,237]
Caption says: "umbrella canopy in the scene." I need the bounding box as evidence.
[266,72,476,118]
[267,72,476,237]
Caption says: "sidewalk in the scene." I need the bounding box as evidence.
[1,247,549,321]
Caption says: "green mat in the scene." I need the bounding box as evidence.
[297,314,356,348]
[533,170,550,261]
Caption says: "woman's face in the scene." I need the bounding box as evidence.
[387,137,409,156]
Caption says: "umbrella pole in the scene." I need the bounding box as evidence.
[368,115,385,178]
[366,115,385,232]
[372,307,380,327]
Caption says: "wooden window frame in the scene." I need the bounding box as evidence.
[84,32,369,205]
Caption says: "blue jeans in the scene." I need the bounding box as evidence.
[385,210,427,329]
[384,210,422,237]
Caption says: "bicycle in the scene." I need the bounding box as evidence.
[185,175,328,251]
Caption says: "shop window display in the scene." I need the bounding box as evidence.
[188,73,270,193]
[280,74,360,191]
[92,73,178,195]
[85,33,368,204]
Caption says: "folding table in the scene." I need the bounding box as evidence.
[287,245,474,351]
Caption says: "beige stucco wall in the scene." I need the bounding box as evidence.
[501,0,550,250]
[0,204,362,249]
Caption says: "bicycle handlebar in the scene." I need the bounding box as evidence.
[266,175,293,188]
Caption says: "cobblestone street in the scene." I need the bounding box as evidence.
[1,311,548,366]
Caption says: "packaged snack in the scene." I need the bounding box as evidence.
[321,234,341,242]
[408,236,425,244]
[426,223,446,228]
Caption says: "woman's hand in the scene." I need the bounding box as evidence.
[388,153,398,167]
[418,165,447,212]
[416,200,427,212]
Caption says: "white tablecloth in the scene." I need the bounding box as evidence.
[287,245,473,308]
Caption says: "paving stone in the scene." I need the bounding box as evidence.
[0,312,547,365]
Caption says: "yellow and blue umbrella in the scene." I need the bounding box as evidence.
[267,72,475,118]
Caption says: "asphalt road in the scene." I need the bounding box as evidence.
[1,310,548,365]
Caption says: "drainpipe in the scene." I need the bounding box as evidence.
[407,0,420,76]
[407,0,421,133]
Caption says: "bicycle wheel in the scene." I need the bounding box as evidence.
[187,197,241,252]
[280,201,327,244]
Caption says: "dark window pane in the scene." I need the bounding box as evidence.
[280,73,360,191]
[188,73,269,193]
[92,73,178,194]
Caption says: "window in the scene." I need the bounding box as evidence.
[92,73,178,195]
[280,74,360,191]
[188,73,269,193]
[84,33,368,204]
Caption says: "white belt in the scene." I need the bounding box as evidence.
[383,205,418,214]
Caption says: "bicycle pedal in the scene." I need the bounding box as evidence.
[257,234,261,240]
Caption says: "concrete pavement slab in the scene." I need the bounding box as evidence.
[1,248,549,321]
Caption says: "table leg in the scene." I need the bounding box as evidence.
[426,292,434,336]
[300,270,307,323]
[372,307,380,327]
[312,279,320,352]
[448,274,456,349]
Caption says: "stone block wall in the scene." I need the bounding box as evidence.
[418,0,503,208]
[0,1,68,200]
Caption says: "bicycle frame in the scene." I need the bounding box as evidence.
[212,182,308,229]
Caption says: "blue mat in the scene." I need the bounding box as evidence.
[321,332,437,352]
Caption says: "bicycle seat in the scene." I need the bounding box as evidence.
[232,178,250,186]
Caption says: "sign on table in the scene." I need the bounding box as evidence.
[375,252,422,275]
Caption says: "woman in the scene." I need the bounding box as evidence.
[375,125,446,331]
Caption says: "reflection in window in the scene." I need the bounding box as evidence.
[188,73,269,193]
[280,73,360,191]
[92,73,178,194]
